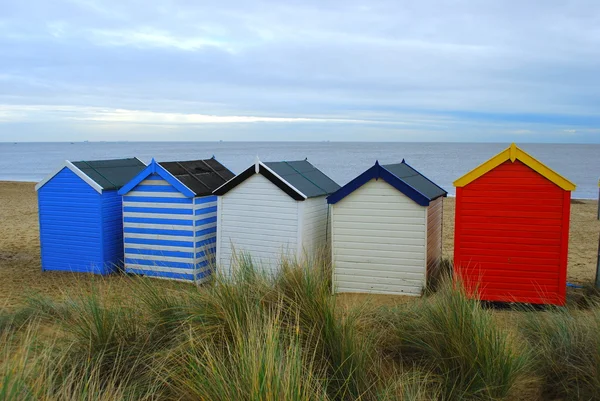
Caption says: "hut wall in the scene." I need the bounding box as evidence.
[300,195,329,259]
[38,167,109,274]
[426,197,444,284]
[101,189,125,269]
[122,174,197,281]
[217,174,299,276]
[331,178,427,295]
[454,160,568,305]
[194,194,218,282]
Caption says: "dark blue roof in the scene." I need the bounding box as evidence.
[327,160,447,206]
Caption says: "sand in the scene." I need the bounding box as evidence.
[1,181,599,308]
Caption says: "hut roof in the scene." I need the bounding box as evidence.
[35,158,146,193]
[214,158,340,201]
[160,159,235,197]
[327,160,447,206]
[71,158,146,190]
[453,143,576,191]
[118,158,234,198]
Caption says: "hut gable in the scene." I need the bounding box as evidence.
[214,158,340,200]
[454,143,576,191]
[36,158,146,193]
[327,160,447,206]
[118,158,233,282]
[453,143,575,306]
[36,158,146,275]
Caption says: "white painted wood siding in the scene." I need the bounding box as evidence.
[331,179,427,295]
[122,174,198,281]
[217,174,299,276]
[426,197,443,284]
[300,196,330,259]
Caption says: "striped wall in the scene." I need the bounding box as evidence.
[122,173,217,282]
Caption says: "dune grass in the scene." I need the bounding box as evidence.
[520,304,600,400]
[1,255,599,400]
[377,278,529,400]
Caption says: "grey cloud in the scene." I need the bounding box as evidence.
[0,0,599,141]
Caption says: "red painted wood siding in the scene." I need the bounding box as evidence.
[454,160,569,305]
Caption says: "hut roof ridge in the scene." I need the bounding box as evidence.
[453,143,576,191]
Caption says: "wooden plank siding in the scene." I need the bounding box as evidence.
[301,196,330,260]
[331,179,427,295]
[122,174,216,282]
[454,160,569,305]
[38,167,110,274]
[426,197,443,285]
[217,174,299,276]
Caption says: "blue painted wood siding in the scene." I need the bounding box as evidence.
[194,194,218,279]
[101,189,125,269]
[38,167,119,274]
[122,174,217,282]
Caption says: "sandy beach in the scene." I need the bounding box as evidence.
[1,181,599,308]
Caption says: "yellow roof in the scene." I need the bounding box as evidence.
[453,143,576,191]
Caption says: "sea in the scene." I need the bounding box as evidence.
[0,142,598,199]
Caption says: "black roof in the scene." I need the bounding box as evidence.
[383,161,447,201]
[72,158,146,190]
[214,159,340,201]
[160,158,235,197]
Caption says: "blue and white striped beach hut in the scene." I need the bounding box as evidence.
[118,158,235,282]
[35,158,146,275]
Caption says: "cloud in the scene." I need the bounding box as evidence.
[68,107,383,124]
[0,104,403,126]
[89,28,237,52]
[0,0,599,141]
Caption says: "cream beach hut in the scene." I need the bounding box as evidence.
[327,160,447,295]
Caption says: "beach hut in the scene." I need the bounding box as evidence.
[327,160,447,295]
[35,158,146,274]
[453,143,576,306]
[118,158,235,282]
[213,158,340,276]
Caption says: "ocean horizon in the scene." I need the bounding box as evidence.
[1,141,598,199]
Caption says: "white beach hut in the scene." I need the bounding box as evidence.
[327,160,447,296]
[213,158,340,276]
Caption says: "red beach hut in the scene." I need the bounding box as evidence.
[453,143,576,305]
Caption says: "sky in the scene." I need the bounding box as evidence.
[0,0,599,142]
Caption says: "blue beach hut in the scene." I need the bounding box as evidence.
[35,158,146,275]
[118,158,235,282]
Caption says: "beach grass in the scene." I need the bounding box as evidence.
[519,303,600,400]
[1,256,600,400]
